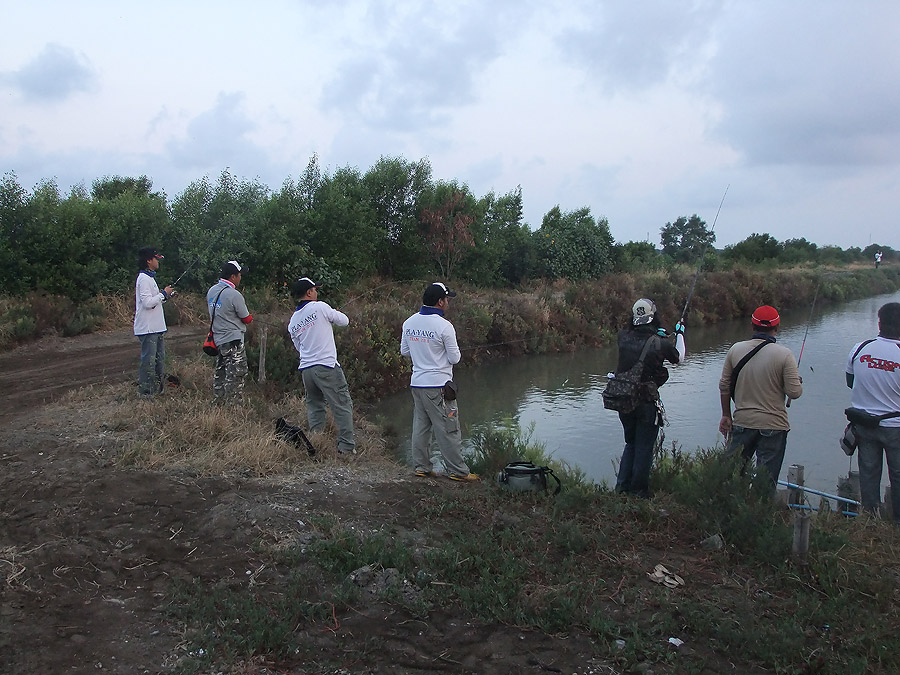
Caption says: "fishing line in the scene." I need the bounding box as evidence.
[680,184,729,324]
[786,281,819,409]
[171,230,226,288]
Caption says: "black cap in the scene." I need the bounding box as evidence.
[422,282,456,306]
[221,260,244,278]
[292,277,321,298]
[138,247,163,261]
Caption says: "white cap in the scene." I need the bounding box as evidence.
[632,298,657,326]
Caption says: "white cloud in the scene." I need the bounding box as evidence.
[2,43,97,103]
[0,1,898,248]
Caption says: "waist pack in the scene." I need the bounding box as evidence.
[443,380,458,401]
[203,287,227,357]
[603,336,659,414]
[203,330,218,356]
[844,407,900,429]
[497,461,561,495]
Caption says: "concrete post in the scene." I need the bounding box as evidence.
[258,325,268,384]
[792,510,811,566]
[787,464,804,506]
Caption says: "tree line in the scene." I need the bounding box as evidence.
[0,156,892,301]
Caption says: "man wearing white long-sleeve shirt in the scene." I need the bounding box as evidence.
[288,277,355,454]
[400,282,477,481]
[133,247,175,396]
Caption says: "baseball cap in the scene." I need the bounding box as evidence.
[292,277,321,297]
[423,282,457,306]
[221,260,244,278]
[138,247,164,261]
[751,305,780,327]
[632,298,657,326]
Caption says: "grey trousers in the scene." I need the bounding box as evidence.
[137,332,165,396]
[410,387,469,476]
[856,425,900,522]
[302,365,355,452]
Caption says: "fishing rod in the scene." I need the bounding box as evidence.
[171,231,225,287]
[679,185,729,324]
[786,282,820,408]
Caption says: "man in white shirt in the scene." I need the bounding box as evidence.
[845,302,900,521]
[400,283,477,481]
[288,278,355,454]
[133,247,175,396]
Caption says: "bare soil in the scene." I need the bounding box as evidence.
[0,331,610,675]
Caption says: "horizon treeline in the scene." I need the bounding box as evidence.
[0,156,893,301]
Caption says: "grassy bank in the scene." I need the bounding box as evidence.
[150,411,900,675]
[40,306,900,675]
[4,265,900,405]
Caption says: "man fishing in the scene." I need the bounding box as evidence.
[718,305,802,487]
[401,282,478,482]
[288,277,356,455]
[844,302,900,522]
[207,261,253,404]
[612,298,685,498]
[133,247,175,397]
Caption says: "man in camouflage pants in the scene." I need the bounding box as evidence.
[206,261,253,404]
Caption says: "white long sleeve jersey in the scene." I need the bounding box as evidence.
[133,271,166,335]
[400,309,461,387]
[288,300,348,369]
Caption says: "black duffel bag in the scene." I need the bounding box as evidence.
[845,407,900,428]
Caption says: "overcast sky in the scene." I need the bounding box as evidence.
[2,1,898,248]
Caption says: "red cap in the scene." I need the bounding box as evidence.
[752,305,780,327]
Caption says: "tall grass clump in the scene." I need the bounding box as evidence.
[467,420,595,500]
[651,444,792,564]
[61,353,390,475]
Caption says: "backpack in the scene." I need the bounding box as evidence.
[602,335,659,414]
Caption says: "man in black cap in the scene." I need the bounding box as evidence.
[845,302,900,521]
[287,277,355,454]
[400,282,477,481]
[133,247,175,396]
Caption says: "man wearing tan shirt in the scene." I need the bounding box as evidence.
[718,305,803,486]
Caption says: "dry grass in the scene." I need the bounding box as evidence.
[56,353,392,477]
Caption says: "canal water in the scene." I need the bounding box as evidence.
[377,290,900,496]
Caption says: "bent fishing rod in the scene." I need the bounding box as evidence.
[786,282,819,408]
[679,184,729,324]
[171,231,225,287]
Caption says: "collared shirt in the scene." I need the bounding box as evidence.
[288,300,349,369]
[206,280,250,345]
[400,307,460,387]
[846,336,900,427]
[719,337,802,431]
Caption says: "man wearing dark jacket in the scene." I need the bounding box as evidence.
[613,298,685,497]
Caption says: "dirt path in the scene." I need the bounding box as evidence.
[0,332,605,674]
[0,327,204,421]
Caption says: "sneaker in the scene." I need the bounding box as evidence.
[414,470,436,478]
[448,473,479,482]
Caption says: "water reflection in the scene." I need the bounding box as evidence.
[377,290,900,494]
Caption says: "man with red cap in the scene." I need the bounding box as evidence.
[718,305,803,486]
